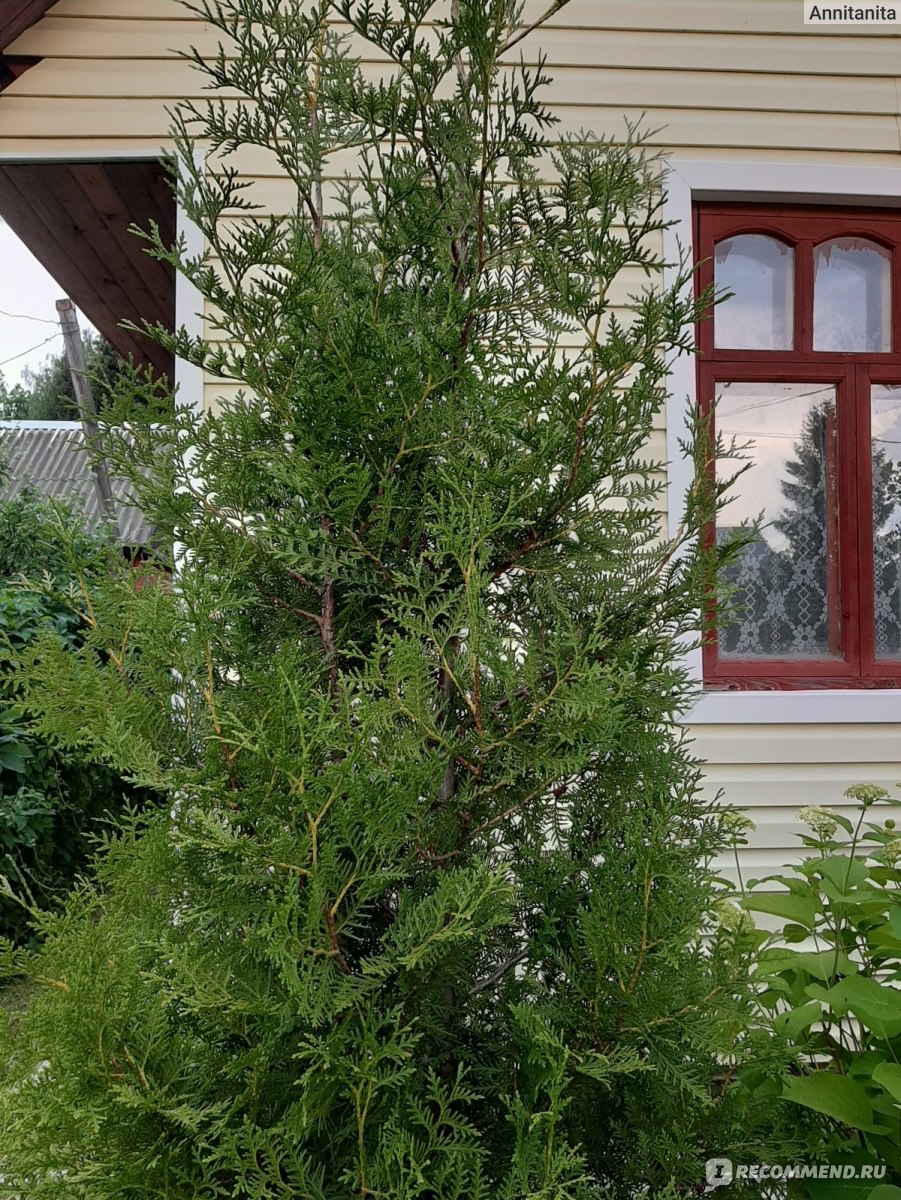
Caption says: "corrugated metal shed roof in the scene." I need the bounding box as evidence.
[0,423,153,545]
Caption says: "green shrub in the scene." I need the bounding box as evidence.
[0,491,131,946]
[742,787,901,1193]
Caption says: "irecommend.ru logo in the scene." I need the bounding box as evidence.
[705,1158,887,1189]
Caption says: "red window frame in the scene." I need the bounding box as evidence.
[695,203,901,691]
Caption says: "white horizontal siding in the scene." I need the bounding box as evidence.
[695,724,901,885]
[12,61,899,119]
[45,0,901,35]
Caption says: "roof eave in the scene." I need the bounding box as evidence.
[0,1,59,55]
[0,1,58,93]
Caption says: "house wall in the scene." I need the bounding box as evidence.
[5,0,901,878]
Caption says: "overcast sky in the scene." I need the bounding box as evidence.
[0,220,99,388]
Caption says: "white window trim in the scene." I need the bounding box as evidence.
[662,158,901,725]
[174,147,206,421]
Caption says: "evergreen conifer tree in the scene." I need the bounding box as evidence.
[0,1,797,1194]
[0,334,125,422]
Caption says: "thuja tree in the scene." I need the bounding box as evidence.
[0,1,797,1195]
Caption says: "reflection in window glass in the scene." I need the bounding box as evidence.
[716,381,841,660]
[871,385,901,658]
[814,238,891,352]
[714,234,794,350]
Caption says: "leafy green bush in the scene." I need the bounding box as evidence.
[0,491,131,945]
[742,787,901,1192]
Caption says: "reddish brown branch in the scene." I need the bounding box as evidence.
[565,401,593,494]
[491,397,596,579]
[491,528,542,579]
[321,576,338,694]
[266,593,323,627]
[319,515,339,697]
[623,871,653,996]
[472,656,483,734]
[499,0,570,55]
[488,667,557,718]
[470,777,564,840]
[437,635,461,804]
[417,777,564,866]
[286,567,319,591]
[324,906,351,975]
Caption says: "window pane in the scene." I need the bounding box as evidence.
[714,234,794,350]
[814,237,892,352]
[716,381,841,660]
[872,384,901,659]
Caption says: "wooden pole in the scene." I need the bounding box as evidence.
[56,298,120,538]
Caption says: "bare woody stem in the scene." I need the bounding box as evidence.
[320,515,339,697]
[499,0,571,56]
[437,635,461,804]
[308,19,326,251]
[324,904,351,975]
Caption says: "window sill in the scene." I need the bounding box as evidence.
[705,676,901,691]
[685,688,901,725]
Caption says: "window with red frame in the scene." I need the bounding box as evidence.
[696,204,901,690]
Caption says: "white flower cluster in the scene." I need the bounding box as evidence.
[796,805,839,838]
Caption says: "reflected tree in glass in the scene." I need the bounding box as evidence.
[716,384,840,661]
[872,385,901,658]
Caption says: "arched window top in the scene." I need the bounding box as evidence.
[714,233,794,350]
[814,236,892,352]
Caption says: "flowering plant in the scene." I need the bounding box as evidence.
[740,786,901,1191]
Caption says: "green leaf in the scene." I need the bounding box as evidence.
[742,890,819,929]
[806,1180,891,1200]
[807,983,845,1012]
[873,1063,901,1104]
[820,881,884,907]
[816,976,901,1039]
[871,1092,901,1119]
[760,948,856,982]
[848,1051,893,1082]
[867,925,901,956]
[0,737,33,774]
[783,1072,880,1132]
[867,1188,901,1199]
[774,999,822,1040]
[819,855,870,891]
[783,922,811,943]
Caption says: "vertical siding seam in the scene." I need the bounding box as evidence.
[894,76,901,153]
